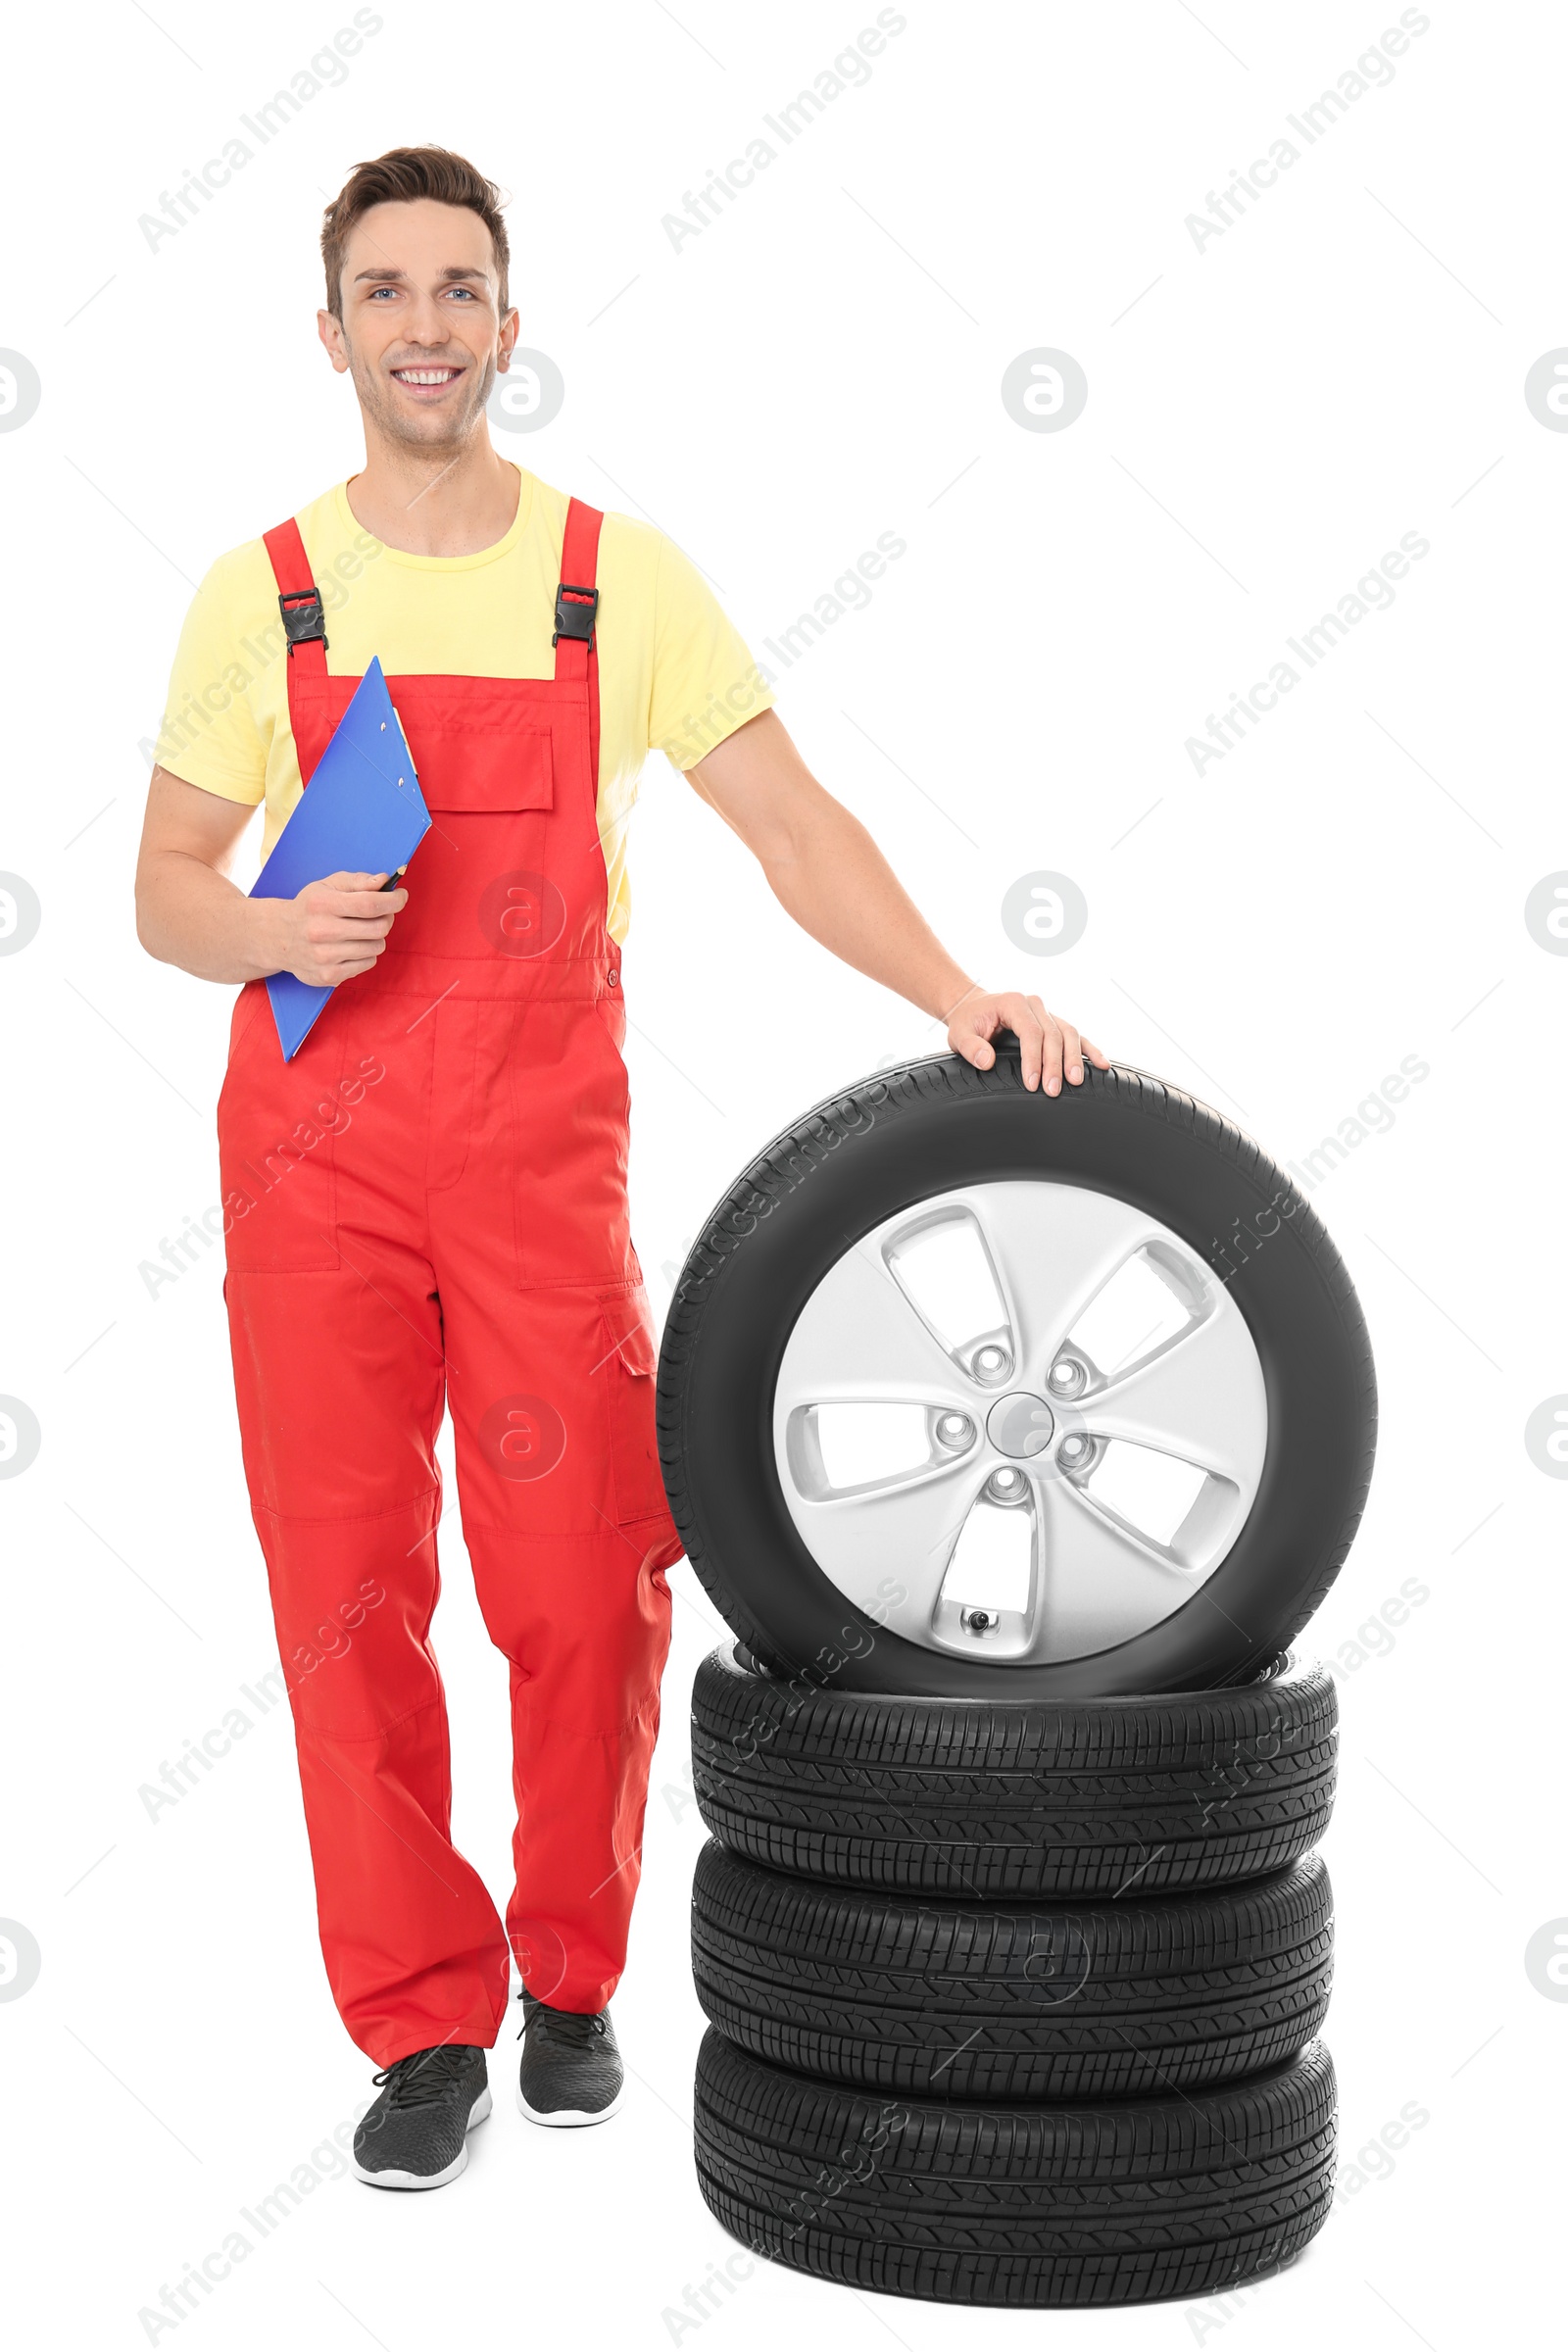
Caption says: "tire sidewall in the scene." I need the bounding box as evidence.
[662,1056,1374,1697]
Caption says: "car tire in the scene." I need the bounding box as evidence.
[691,1839,1333,2100]
[691,1642,1336,1896]
[694,2028,1336,2307]
[658,1044,1376,1698]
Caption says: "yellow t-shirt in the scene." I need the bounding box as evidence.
[154,466,773,943]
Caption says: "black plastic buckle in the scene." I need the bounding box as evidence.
[278,587,327,653]
[553,583,599,648]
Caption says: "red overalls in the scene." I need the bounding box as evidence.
[219,498,680,2068]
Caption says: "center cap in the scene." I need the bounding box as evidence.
[986,1391,1055,1458]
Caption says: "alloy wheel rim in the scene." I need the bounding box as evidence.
[771,1180,1268,1663]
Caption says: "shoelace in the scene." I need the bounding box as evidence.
[517,2003,608,2048]
[370,2043,478,2109]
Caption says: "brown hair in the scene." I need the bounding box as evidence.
[320,145,510,319]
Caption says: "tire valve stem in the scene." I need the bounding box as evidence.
[960,1606,996,1634]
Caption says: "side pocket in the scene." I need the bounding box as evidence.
[597,1283,670,1526]
[216,980,266,1125]
[219,997,348,1273]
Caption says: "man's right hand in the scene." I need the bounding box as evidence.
[137,770,414,989]
[270,871,409,987]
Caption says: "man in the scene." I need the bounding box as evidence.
[135,145,1106,2191]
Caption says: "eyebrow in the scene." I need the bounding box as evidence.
[351,266,490,286]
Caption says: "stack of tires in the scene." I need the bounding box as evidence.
[658,1047,1375,2310]
[686,1647,1338,2305]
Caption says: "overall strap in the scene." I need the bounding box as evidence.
[553,498,603,788]
[262,518,330,784]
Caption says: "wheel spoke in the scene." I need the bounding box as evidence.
[782,1456,990,1639]
[774,1240,974,1416]
[1084,1299,1265,1483]
[963,1183,1158,1380]
[1022,1475,1199,1658]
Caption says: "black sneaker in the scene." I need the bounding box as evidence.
[352,2043,491,2189]
[515,1991,624,2126]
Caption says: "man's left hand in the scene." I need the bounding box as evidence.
[946,990,1111,1095]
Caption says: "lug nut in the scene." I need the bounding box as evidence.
[936,1412,973,1447]
[973,1344,1011,1380]
[1048,1357,1087,1398]
[1057,1433,1092,1469]
[986,1466,1027,1502]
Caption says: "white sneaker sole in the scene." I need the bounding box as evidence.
[515,2079,624,2127]
[354,2082,492,2188]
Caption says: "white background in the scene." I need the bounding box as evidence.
[1,1,1561,2344]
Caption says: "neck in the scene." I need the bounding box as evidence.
[346,427,519,557]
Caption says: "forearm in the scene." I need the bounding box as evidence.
[136,849,286,984]
[691,711,1104,1092]
[758,796,973,1023]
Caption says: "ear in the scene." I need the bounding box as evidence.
[317,309,352,376]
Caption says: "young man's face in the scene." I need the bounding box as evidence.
[319,197,517,452]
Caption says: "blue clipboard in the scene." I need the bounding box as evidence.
[250,658,430,1058]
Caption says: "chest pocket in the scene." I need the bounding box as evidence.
[381,687,558,960]
[395,689,555,812]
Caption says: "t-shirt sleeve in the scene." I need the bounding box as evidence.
[154,551,269,804]
[646,533,774,772]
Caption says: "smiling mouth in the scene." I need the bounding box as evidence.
[391,366,465,391]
